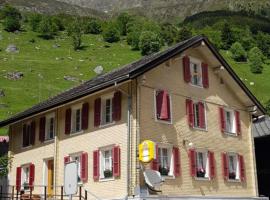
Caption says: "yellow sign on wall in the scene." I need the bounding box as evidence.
[139,140,156,163]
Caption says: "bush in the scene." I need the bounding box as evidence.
[221,22,235,50]
[117,12,132,36]
[161,23,177,45]
[102,23,120,43]
[248,47,264,74]
[176,26,192,42]
[3,16,21,32]
[51,16,65,31]
[265,99,270,115]
[139,31,162,55]
[38,16,58,39]
[84,19,102,34]
[230,42,247,62]
[29,13,42,32]
[255,31,270,58]
[127,31,141,50]
[0,4,21,20]
[68,19,83,50]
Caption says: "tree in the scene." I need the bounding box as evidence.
[139,31,162,55]
[102,23,120,43]
[3,16,21,32]
[127,31,141,50]
[161,23,177,45]
[265,99,270,115]
[230,42,247,62]
[221,22,235,50]
[255,32,270,58]
[38,16,58,39]
[1,4,21,32]
[116,12,132,36]
[176,26,192,42]
[0,155,10,178]
[68,19,84,50]
[29,13,42,32]
[84,19,102,34]
[248,47,264,74]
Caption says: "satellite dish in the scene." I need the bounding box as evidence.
[143,169,164,193]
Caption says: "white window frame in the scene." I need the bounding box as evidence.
[157,144,174,178]
[21,122,32,148]
[189,57,203,88]
[45,113,55,141]
[192,101,207,131]
[71,104,83,134]
[70,152,83,184]
[153,90,173,124]
[21,164,30,190]
[99,145,114,181]
[100,94,114,127]
[224,108,237,135]
[227,152,240,182]
[195,149,210,180]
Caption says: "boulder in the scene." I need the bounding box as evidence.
[5,72,24,80]
[6,44,19,53]
[94,65,103,75]
[0,89,5,97]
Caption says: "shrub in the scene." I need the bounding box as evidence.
[38,16,58,39]
[139,31,162,55]
[102,23,120,43]
[29,13,42,32]
[117,12,132,36]
[176,26,192,42]
[248,47,264,74]
[161,23,177,45]
[221,22,235,50]
[265,99,270,115]
[127,31,141,50]
[230,42,247,62]
[68,19,83,50]
[255,31,270,58]
[0,4,21,20]
[3,16,21,32]
[84,19,102,34]
[51,16,65,31]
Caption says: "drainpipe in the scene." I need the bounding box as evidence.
[53,108,59,198]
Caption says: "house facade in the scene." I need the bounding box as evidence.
[0,36,266,199]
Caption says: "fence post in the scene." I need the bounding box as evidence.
[79,186,82,200]
[11,186,14,200]
[85,190,87,200]
[44,186,47,200]
[30,187,32,200]
[15,188,18,200]
[61,186,63,200]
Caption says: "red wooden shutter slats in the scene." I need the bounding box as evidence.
[29,163,35,190]
[202,62,209,88]
[222,152,229,180]
[94,98,101,127]
[151,145,159,171]
[16,167,22,191]
[39,117,46,142]
[113,146,121,177]
[93,150,100,181]
[160,90,170,120]
[183,56,191,83]
[30,121,36,145]
[209,151,215,179]
[219,107,225,133]
[186,99,194,128]
[235,111,241,135]
[198,102,205,129]
[239,154,245,182]
[82,102,89,130]
[81,152,88,182]
[64,156,70,164]
[113,91,122,121]
[65,108,72,134]
[189,149,196,177]
[173,147,181,177]
[156,91,163,120]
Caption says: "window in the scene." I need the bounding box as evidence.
[158,147,173,176]
[45,113,55,140]
[71,154,82,183]
[186,100,206,129]
[195,151,209,179]
[71,105,82,133]
[155,90,171,123]
[224,109,236,134]
[190,60,202,87]
[21,165,30,190]
[100,149,113,179]
[228,153,240,181]
[22,124,31,147]
[101,95,113,125]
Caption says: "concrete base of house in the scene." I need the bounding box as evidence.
[128,196,269,200]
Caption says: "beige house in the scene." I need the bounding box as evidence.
[0,35,266,199]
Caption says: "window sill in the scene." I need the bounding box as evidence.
[155,119,172,125]
[70,130,84,136]
[99,122,115,128]
[224,132,238,137]
[227,179,241,183]
[192,126,207,132]
[189,83,204,89]
[44,139,54,143]
[161,175,175,180]
[21,145,32,150]
[194,177,210,181]
[99,177,115,182]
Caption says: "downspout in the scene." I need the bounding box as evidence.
[251,114,259,196]
[135,78,140,191]
[53,108,59,198]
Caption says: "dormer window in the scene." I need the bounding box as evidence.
[22,121,35,147]
[46,113,55,140]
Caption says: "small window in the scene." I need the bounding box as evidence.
[155,90,171,123]
[21,165,30,190]
[190,60,202,87]
[158,147,173,176]
[22,123,31,147]
[70,154,81,183]
[193,103,200,128]
[228,153,240,181]
[224,109,236,134]
[195,151,209,179]
[71,105,82,133]
[100,148,113,179]
[46,114,55,140]
[101,96,113,125]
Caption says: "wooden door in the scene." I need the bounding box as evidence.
[47,160,54,196]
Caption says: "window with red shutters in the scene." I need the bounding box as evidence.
[65,108,72,134]
[219,107,225,133]
[29,164,35,189]
[151,145,159,171]
[202,62,209,88]
[173,147,181,177]
[222,152,229,180]
[112,91,122,121]
[113,146,121,177]
[186,99,194,128]
[94,98,101,127]
[183,56,191,83]
[80,152,88,182]
[209,151,215,179]
[189,149,196,177]
[16,167,22,191]
[191,101,206,129]
[239,154,245,182]
[155,90,171,122]
[235,111,241,135]
[93,150,100,181]
[39,117,46,142]
[82,103,89,130]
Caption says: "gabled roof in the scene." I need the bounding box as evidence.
[0,35,266,127]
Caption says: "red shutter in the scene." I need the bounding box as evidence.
[156,91,163,120]
[65,108,71,134]
[64,156,70,164]
[160,90,170,120]
[239,154,245,182]
[189,149,196,177]
[202,62,209,88]
[113,146,121,177]
[209,151,215,179]
[30,121,36,145]
[16,167,22,191]
[151,145,159,171]
[39,117,46,142]
[82,102,89,130]
[29,163,35,190]
[219,107,225,133]
[113,91,122,121]
[22,124,27,147]
[173,147,181,177]
[186,99,194,128]
[235,111,241,135]
[81,152,88,182]
[222,152,229,180]
[198,102,205,129]
[94,98,101,127]
[183,56,191,83]
[93,150,100,181]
